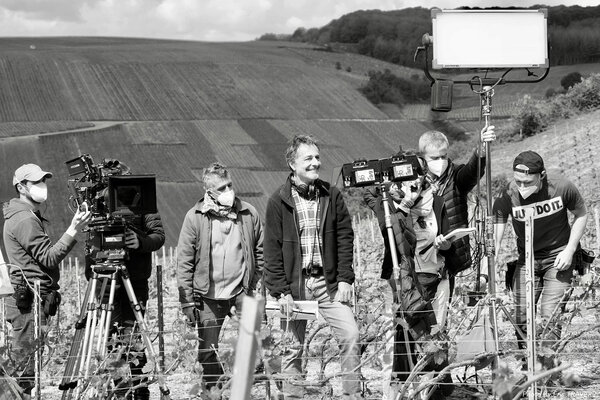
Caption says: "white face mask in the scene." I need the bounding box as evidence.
[428,159,448,177]
[517,185,538,199]
[28,182,48,203]
[216,190,235,207]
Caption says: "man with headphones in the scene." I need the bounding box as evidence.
[264,134,362,399]
[3,163,90,398]
[493,151,588,351]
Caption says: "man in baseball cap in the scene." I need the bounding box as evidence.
[512,150,545,175]
[493,150,588,362]
[12,163,53,186]
[3,163,90,398]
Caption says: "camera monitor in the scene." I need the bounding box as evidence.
[432,9,548,69]
[107,175,157,215]
[341,153,421,188]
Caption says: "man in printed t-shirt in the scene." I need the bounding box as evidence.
[493,150,588,348]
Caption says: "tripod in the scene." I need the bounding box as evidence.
[59,262,170,400]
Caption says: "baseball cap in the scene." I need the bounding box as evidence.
[13,164,53,185]
[513,151,545,175]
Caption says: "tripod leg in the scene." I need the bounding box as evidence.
[81,275,107,382]
[96,271,118,358]
[120,268,171,397]
[59,274,98,400]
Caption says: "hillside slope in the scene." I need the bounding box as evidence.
[2,37,594,248]
[0,37,444,247]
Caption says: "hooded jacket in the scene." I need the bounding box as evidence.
[264,176,354,300]
[176,197,264,305]
[3,198,76,294]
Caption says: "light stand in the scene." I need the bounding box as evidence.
[480,87,502,365]
[380,183,415,372]
[414,12,550,396]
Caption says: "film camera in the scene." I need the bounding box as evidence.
[341,149,423,188]
[66,154,157,265]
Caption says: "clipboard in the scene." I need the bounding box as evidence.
[444,227,476,242]
[265,300,319,320]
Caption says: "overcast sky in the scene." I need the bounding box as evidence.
[0,0,597,42]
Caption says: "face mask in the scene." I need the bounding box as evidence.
[216,190,235,207]
[517,185,538,199]
[28,182,48,203]
[428,159,448,177]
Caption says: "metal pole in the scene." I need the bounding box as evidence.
[380,184,414,371]
[1,298,6,347]
[33,280,42,400]
[524,208,537,400]
[76,258,82,314]
[480,87,502,366]
[156,263,166,400]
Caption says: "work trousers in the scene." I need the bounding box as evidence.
[196,294,245,388]
[5,296,49,395]
[280,276,362,399]
[513,256,573,347]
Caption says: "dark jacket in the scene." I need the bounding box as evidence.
[176,197,264,304]
[364,189,457,338]
[264,176,354,300]
[434,152,485,275]
[84,213,165,282]
[3,198,77,294]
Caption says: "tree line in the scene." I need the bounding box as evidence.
[260,6,600,67]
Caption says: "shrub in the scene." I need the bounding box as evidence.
[335,61,342,70]
[545,88,557,98]
[564,73,600,111]
[360,69,429,107]
[512,73,600,137]
[560,71,583,90]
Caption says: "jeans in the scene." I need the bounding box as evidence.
[5,296,48,395]
[513,256,573,347]
[196,294,245,388]
[280,276,362,399]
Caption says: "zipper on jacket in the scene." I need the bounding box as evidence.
[292,207,304,301]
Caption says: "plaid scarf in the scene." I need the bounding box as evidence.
[291,186,323,270]
[200,192,237,220]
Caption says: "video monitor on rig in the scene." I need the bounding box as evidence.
[107,175,157,216]
[431,9,548,69]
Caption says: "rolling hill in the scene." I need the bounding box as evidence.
[1,37,596,250]
[0,37,447,248]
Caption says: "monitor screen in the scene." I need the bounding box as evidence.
[107,175,157,215]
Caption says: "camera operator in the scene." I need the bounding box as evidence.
[84,165,165,400]
[364,159,456,399]
[3,163,91,398]
[493,151,587,355]
[176,162,264,390]
[264,134,362,400]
